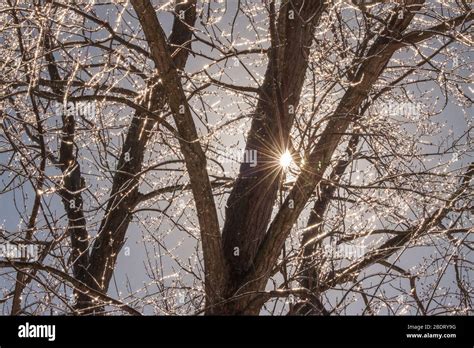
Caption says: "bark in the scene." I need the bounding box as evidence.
[9,8,90,310]
[221,0,326,288]
[219,0,427,315]
[4,0,473,317]
[131,0,227,312]
[41,31,91,286]
[76,0,199,312]
[292,134,360,315]
[47,0,470,315]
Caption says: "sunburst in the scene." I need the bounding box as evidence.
[279,150,292,169]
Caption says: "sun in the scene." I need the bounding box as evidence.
[279,150,292,169]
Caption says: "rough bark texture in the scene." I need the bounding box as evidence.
[222,0,326,282]
[131,0,227,312]
[40,33,92,309]
[41,0,470,316]
[3,0,473,317]
[218,0,427,315]
[75,0,199,312]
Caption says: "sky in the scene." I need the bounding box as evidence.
[0,0,472,315]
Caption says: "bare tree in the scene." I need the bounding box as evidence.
[0,0,472,316]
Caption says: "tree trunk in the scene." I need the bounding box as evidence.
[221,0,326,305]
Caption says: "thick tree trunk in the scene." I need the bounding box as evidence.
[221,0,326,297]
[218,0,427,315]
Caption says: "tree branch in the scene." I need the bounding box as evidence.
[130,0,227,311]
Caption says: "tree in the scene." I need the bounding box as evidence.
[0,0,472,315]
